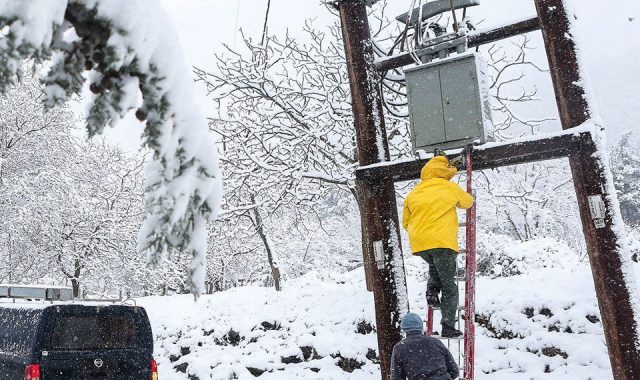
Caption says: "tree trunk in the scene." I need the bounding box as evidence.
[220,258,226,291]
[251,202,282,291]
[71,259,81,298]
[351,187,373,292]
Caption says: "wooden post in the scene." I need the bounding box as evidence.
[534,0,640,378]
[337,1,409,378]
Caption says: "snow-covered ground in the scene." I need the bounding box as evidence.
[140,238,636,379]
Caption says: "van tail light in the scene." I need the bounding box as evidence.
[24,364,41,380]
[151,358,158,380]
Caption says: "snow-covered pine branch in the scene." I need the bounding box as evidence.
[0,0,220,293]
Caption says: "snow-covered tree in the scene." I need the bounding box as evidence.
[610,132,640,228]
[193,15,411,289]
[49,139,145,297]
[469,37,584,249]
[0,65,70,183]
[0,68,77,285]
[0,66,161,297]
[0,1,220,292]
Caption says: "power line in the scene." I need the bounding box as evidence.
[233,0,241,49]
[261,0,272,46]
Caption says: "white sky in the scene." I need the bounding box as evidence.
[103,0,640,150]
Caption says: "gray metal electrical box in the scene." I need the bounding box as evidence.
[405,53,493,152]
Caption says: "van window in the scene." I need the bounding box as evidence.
[49,314,139,351]
[0,308,44,356]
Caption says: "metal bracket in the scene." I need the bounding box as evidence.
[397,0,480,25]
[329,0,379,9]
[433,147,448,158]
[413,31,468,63]
[373,240,385,269]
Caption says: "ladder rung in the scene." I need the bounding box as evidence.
[431,335,464,341]
[430,305,465,311]
[458,249,466,254]
[459,222,467,228]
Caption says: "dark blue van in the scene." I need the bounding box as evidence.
[0,303,157,379]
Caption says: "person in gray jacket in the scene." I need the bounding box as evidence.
[391,313,459,380]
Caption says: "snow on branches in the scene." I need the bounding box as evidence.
[0,0,220,293]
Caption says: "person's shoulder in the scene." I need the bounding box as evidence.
[393,338,408,347]
[444,180,465,193]
[442,179,460,187]
[392,339,407,354]
[419,178,449,189]
[429,178,458,188]
[406,184,420,197]
[406,181,429,198]
[424,336,448,348]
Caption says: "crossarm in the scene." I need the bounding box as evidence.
[356,130,593,183]
[376,17,541,72]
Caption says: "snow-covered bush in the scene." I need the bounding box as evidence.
[476,233,580,278]
[0,0,220,292]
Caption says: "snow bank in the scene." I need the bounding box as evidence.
[476,235,580,277]
[471,268,610,379]
[140,270,379,379]
[140,238,634,379]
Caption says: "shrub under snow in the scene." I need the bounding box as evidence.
[140,238,634,379]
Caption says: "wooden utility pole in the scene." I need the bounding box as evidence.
[534,0,640,378]
[336,1,409,379]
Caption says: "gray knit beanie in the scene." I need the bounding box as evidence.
[401,312,423,333]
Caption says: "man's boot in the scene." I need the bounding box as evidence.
[426,291,441,307]
[426,264,442,307]
[441,324,463,338]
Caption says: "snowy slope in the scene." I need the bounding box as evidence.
[139,238,635,380]
[141,270,379,380]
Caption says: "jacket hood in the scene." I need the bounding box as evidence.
[421,156,457,181]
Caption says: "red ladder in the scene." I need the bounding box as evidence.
[425,147,476,380]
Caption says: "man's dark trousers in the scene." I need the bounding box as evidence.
[418,248,458,327]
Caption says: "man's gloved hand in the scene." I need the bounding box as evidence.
[449,155,465,170]
[434,148,448,158]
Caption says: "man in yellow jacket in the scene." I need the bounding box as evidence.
[403,155,474,338]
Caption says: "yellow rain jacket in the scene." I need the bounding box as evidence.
[402,156,474,254]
